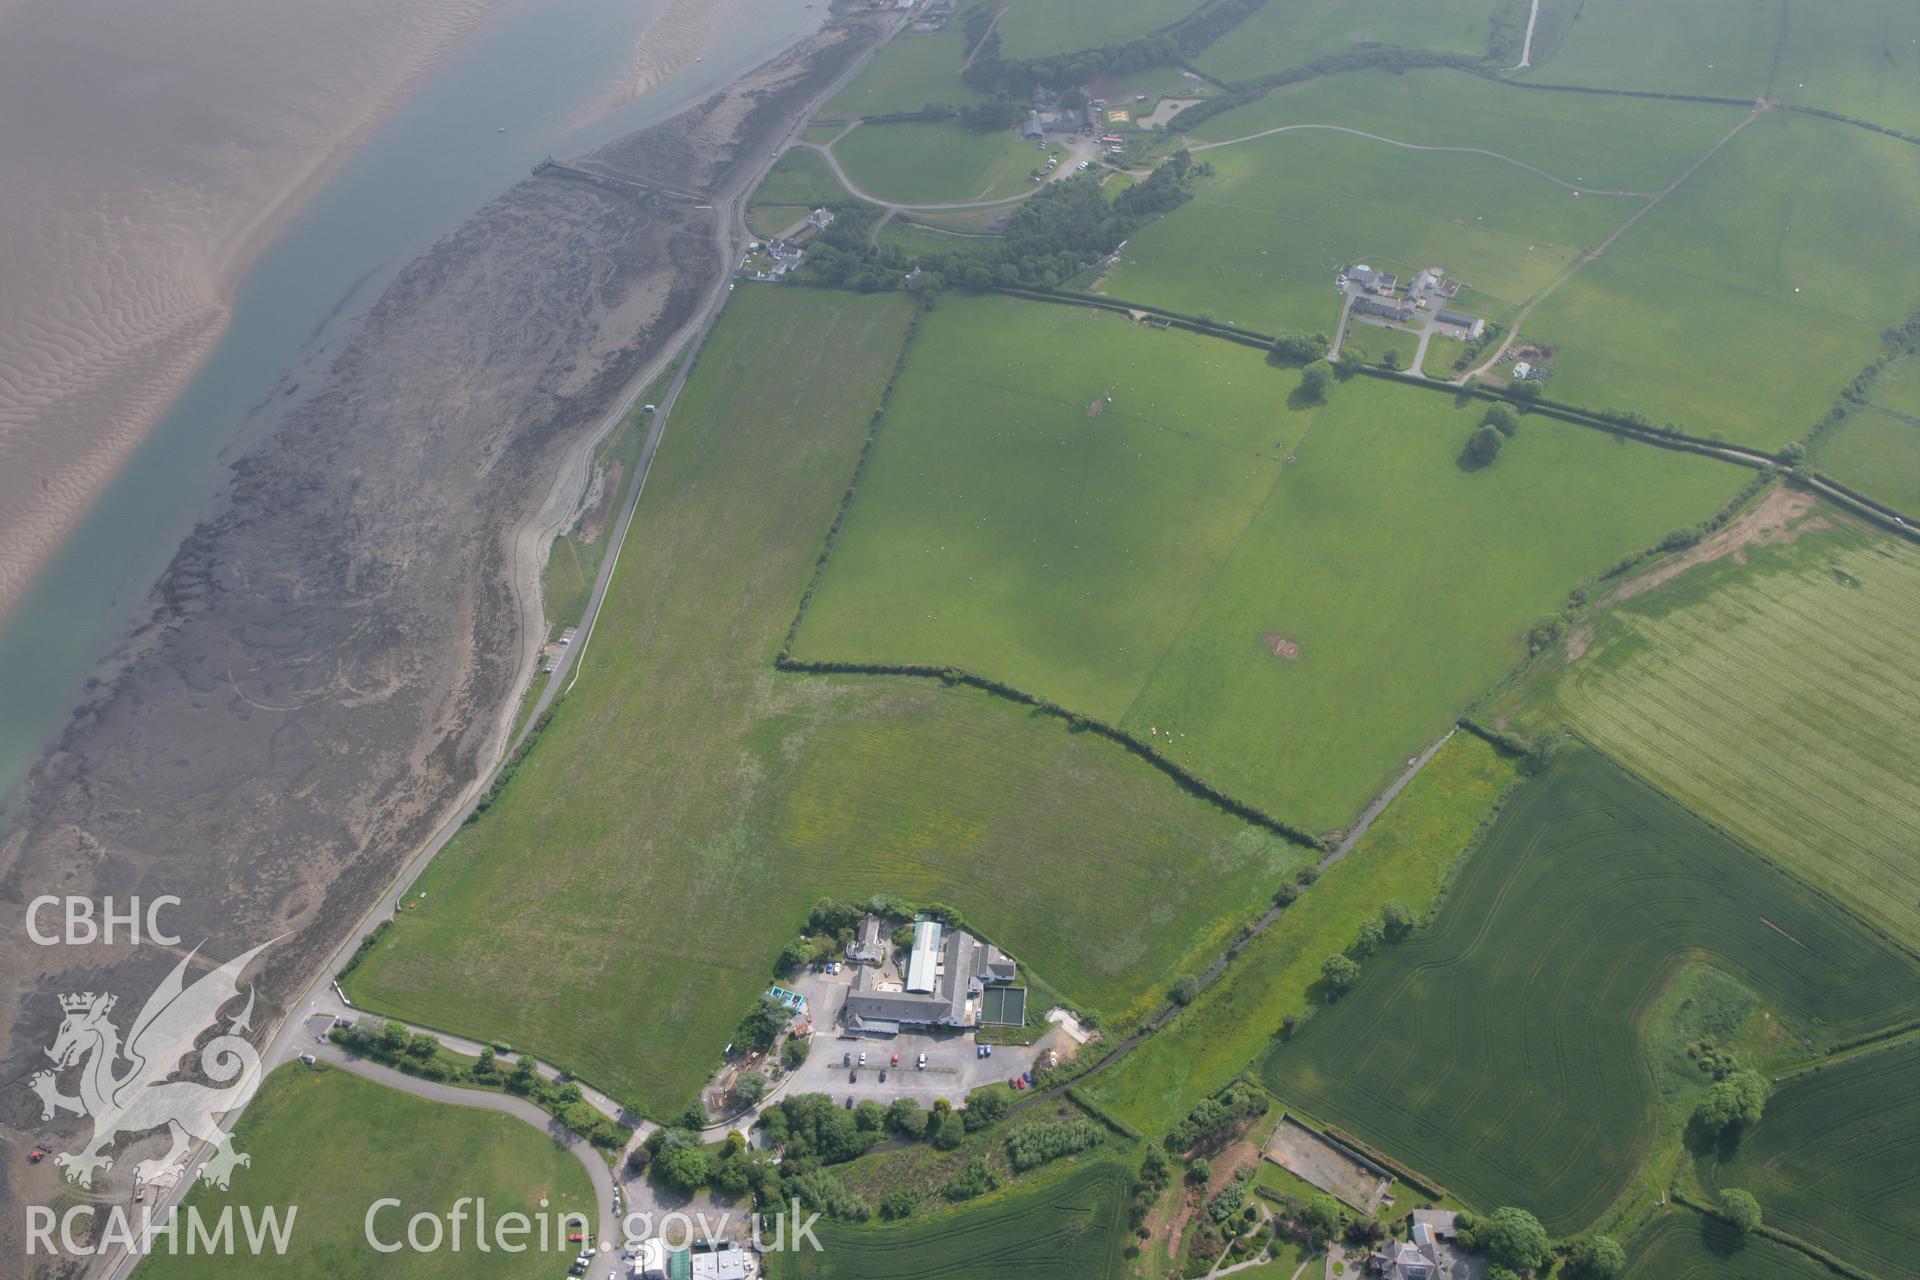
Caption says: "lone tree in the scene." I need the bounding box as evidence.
[1462,424,1505,468]
[1298,360,1335,403]
[1321,954,1361,995]
[1380,901,1414,940]
[1484,402,1520,436]
[1171,975,1201,1005]
[1381,347,1404,370]
[1565,1234,1628,1279]
[1720,1188,1763,1235]
[1483,1206,1551,1272]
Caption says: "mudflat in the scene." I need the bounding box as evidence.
[0,17,882,1249]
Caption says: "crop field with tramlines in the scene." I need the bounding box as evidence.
[1692,1040,1920,1280]
[1258,746,1920,1233]
[1620,1210,1841,1280]
[772,1159,1135,1279]
[1500,498,1920,949]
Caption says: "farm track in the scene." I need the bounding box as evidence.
[1189,122,1655,197]
[1463,104,1769,382]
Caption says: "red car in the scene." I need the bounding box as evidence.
[28,1149,48,1164]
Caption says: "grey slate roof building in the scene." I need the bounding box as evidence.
[846,913,886,965]
[1354,295,1416,323]
[844,923,1017,1036]
[1435,308,1485,338]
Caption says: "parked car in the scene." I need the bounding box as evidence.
[984,1044,993,1057]
[917,1053,927,1069]
[890,1052,899,1067]
[850,1070,858,1083]
[843,1052,851,1067]
[845,1095,855,1109]
[879,1070,887,1083]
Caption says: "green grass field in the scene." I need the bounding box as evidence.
[1079,732,1520,1134]
[747,148,854,236]
[1812,408,1920,514]
[1105,126,1635,335]
[346,288,1302,1116]
[1191,0,1496,84]
[1775,0,1920,135]
[821,25,984,119]
[1523,0,1781,98]
[1499,503,1920,949]
[1422,333,1467,379]
[1257,746,1920,1232]
[1872,350,1920,417]
[833,121,1040,204]
[772,1158,1135,1279]
[1181,70,1746,193]
[1523,111,1920,449]
[794,296,1742,830]
[1620,1210,1841,1280]
[135,1066,593,1280]
[994,0,1199,58]
[1341,323,1420,371]
[1692,1040,1920,1280]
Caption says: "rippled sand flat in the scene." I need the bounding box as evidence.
[0,0,511,624]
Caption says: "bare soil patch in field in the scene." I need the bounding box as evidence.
[1263,632,1302,660]
[1600,485,1825,608]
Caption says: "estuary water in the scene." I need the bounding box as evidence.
[0,0,822,806]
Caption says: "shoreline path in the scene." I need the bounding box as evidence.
[97,13,907,1280]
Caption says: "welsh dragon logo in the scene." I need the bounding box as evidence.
[28,939,273,1190]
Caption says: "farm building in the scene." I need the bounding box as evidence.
[1435,308,1485,338]
[1023,111,1045,140]
[1354,296,1417,323]
[844,921,1019,1036]
[845,912,886,964]
[1513,360,1533,379]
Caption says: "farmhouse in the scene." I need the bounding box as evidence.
[1366,1221,1443,1280]
[843,920,1018,1036]
[1354,296,1417,324]
[845,912,885,965]
[1347,264,1399,295]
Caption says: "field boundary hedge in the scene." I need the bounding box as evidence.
[774,654,1326,849]
[1320,1124,1450,1202]
[1667,1191,1874,1280]
[775,292,1326,851]
[1063,1088,1145,1142]
[1783,104,1920,149]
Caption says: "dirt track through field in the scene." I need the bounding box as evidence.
[1463,104,1769,382]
